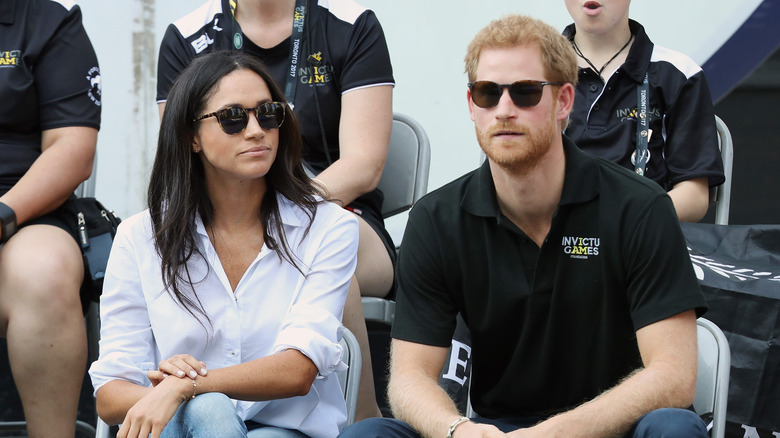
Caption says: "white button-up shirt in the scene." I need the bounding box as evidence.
[89,195,358,438]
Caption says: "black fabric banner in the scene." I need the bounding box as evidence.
[681,222,780,431]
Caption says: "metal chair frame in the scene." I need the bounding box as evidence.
[362,112,431,325]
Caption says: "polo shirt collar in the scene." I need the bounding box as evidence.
[559,135,600,206]
[562,19,654,84]
[461,158,499,218]
[0,0,15,25]
[461,136,600,218]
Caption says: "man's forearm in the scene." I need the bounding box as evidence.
[388,369,465,438]
[512,363,695,437]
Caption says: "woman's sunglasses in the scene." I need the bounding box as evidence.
[194,102,286,134]
[468,80,564,109]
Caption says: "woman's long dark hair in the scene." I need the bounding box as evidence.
[148,51,320,324]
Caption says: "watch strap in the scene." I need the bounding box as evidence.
[0,202,18,244]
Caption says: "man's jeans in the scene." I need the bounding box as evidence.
[338,408,708,438]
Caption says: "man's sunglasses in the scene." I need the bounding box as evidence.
[468,80,564,109]
[194,102,286,134]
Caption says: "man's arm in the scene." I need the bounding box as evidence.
[0,126,96,224]
[388,339,506,438]
[508,310,698,438]
[667,177,709,222]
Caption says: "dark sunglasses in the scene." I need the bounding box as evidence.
[194,102,286,134]
[468,80,565,108]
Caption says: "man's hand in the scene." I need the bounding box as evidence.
[454,421,507,437]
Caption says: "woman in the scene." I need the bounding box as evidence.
[0,1,100,436]
[563,0,724,222]
[89,51,357,438]
[157,0,394,419]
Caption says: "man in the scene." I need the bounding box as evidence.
[339,14,708,438]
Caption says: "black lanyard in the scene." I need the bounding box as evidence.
[285,0,307,109]
[229,0,307,108]
[633,73,650,176]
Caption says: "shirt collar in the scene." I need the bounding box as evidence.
[563,19,654,84]
[461,136,600,219]
[0,0,16,25]
[194,192,307,237]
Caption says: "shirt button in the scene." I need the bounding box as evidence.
[589,84,599,93]
[593,103,600,111]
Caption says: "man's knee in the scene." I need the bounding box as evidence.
[631,408,708,438]
[339,418,420,438]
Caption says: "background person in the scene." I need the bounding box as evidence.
[562,0,724,222]
[156,0,394,418]
[0,1,101,436]
[340,14,708,438]
[90,51,357,438]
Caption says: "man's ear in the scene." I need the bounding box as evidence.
[556,83,575,123]
[467,89,476,122]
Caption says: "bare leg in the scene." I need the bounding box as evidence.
[343,216,395,420]
[354,217,394,298]
[342,277,383,421]
[0,226,87,438]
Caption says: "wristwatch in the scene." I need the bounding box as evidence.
[0,202,18,244]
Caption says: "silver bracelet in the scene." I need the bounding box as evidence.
[446,416,470,438]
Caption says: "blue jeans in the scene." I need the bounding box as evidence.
[160,393,310,438]
[161,393,247,438]
[338,408,708,438]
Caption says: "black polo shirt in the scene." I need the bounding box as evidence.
[0,0,101,192]
[563,20,724,191]
[393,137,707,419]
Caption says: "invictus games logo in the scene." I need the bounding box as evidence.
[86,66,102,106]
[617,106,661,122]
[562,236,600,259]
[0,50,21,67]
[300,53,332,85]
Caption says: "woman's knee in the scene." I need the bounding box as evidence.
[631,408,708,438]
[171,393,246,438]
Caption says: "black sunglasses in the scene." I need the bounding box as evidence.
[468,80,565,109]
[194,102,286,134]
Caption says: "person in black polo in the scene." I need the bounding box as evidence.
[339,14,708,438]
[0,0,100,436]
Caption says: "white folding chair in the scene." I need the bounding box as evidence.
[712,115,733,225]
[338,326,362,426]
[694,317,731,438]
[362,113,431,325]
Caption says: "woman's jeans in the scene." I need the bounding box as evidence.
[160,393,309,438]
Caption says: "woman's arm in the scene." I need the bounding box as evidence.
[0,126,96,224]
[313,85,393,205]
